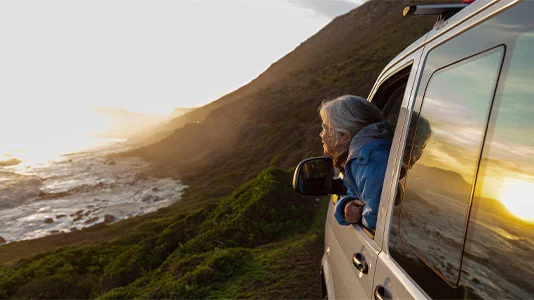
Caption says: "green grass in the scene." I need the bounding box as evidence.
[0,167,328,299]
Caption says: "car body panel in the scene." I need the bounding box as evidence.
[323,196,381,299]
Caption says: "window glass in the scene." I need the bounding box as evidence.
[389,47,503,298]
[399,48,503,284]
[462,32,534,300]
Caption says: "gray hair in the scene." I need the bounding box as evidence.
[319,95,383,137]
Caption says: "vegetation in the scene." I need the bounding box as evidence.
[0,0,435,298]
[0,168,326,298]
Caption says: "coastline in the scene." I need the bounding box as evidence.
[0,141,186,247]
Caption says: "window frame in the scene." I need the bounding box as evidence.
[333,62,414,240]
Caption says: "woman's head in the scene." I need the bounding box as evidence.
[319,95,383,165]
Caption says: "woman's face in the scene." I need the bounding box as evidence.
[319,122,348,158]
[320,123,331,155]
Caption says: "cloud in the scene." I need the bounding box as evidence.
[290,0,365,18]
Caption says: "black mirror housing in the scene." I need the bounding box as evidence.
[293,156,335,196]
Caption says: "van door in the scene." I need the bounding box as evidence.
[324,47,425,299]
[374,1,530,299]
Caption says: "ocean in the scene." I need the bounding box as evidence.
[0,138,186,244]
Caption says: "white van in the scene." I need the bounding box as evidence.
[293,0,534,299]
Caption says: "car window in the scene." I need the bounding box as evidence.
[399,47,503,284]
[389,48,504,299]
[461,29,534,300]
[370,66,410,126]
[356,65,411,238]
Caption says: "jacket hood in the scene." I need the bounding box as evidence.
[347,121,393,161]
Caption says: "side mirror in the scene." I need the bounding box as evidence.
[293,156,347,196]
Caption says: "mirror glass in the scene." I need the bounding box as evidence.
[293,157,333,196]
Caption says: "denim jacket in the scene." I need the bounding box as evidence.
[334,121,393,229]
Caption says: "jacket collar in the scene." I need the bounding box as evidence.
[347,121,393,161]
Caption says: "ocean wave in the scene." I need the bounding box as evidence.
[36,181,115,201]
[0,171,43,209]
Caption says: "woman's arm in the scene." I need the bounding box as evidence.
[345,150,389,229]
[333,148,389,228]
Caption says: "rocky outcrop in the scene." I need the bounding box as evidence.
[104,215,116,224]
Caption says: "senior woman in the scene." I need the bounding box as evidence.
[319,95,393,230]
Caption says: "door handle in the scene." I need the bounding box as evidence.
[352,253,368,274]
[374,285,390,300]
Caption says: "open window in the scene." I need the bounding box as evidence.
[370,66,411,126]
[344,64,413,238]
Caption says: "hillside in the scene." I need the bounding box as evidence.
[125,106,197,146]
[0,0,436,298]
[127,0,435,189]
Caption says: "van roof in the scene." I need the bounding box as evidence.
[379,0,505,76]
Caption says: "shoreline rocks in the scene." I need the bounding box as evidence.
[104,215,115,224]
[71,210,84,221]
[105,160,116,165]
[84,217,99,225]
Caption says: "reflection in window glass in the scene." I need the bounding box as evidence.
[399,48,503,285]
[462,33,534,300]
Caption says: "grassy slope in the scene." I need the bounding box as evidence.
[0,0,435,298]
[0,168,327,298]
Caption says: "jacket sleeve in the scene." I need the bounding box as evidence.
[347,152,388,230]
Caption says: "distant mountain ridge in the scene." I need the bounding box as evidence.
[125,106,197,145]
[91,106,195,142]
[169,107,196,119]
[92,107,167,139]
[409,164,472,202]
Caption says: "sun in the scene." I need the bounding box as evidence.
[500,179,534,222]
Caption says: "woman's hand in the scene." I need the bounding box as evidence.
[344,199,365,223]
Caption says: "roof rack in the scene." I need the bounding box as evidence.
[403,3,469,21]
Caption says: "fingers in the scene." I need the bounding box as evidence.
[344,201,363,223]
[352,199,365,207]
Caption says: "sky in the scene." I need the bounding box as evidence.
[0,0,364,159]
[0,0,363,118]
